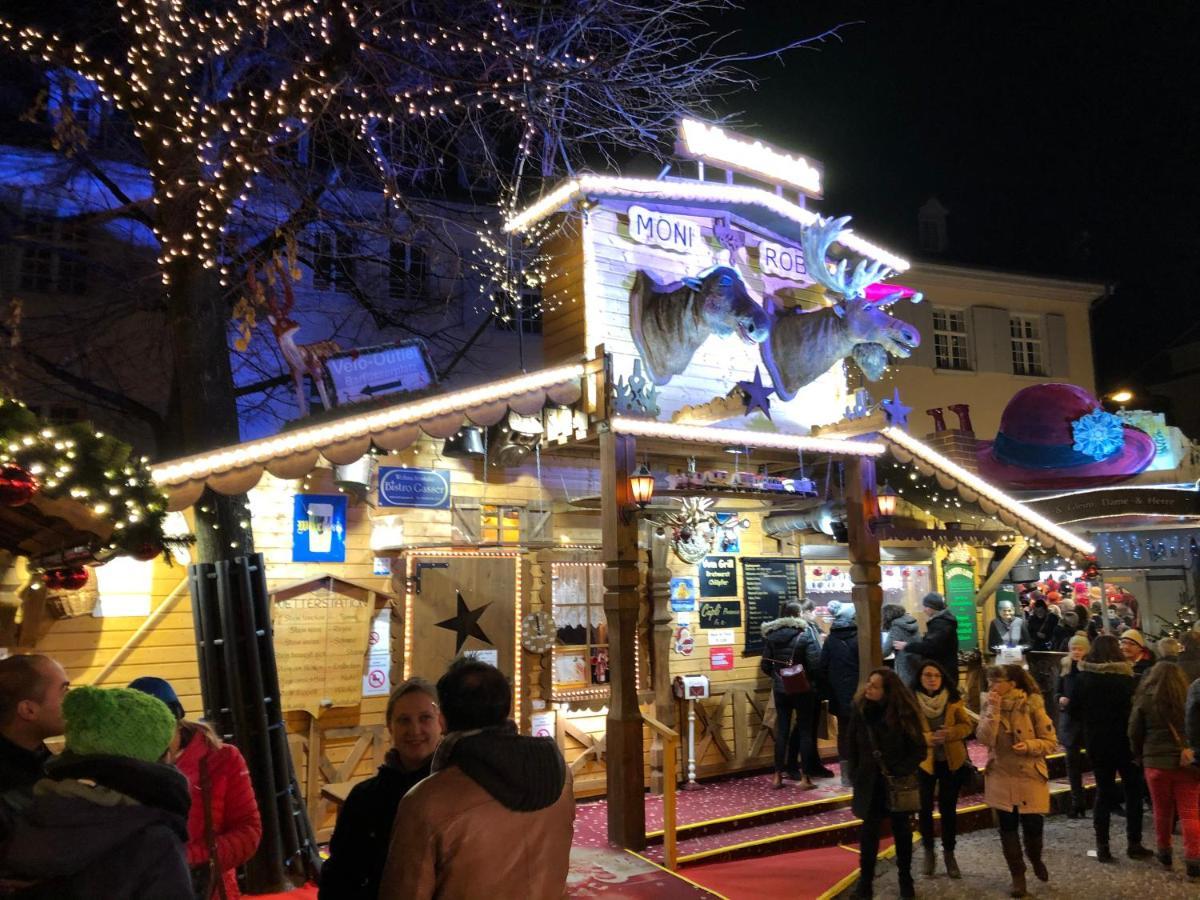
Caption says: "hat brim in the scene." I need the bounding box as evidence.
[976,426,1155,489]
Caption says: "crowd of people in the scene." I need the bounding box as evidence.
[0,654,573,899]
[760,590,1200,899]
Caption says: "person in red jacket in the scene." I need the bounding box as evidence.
[131,676,262,899]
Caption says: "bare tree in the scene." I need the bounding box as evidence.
[0,0,843,559]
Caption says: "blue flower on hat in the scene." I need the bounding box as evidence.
[1071,408,1125,460]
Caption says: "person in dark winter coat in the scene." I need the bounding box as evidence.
[1051,609,1082,651]
[761,601,822,788]
[846,668,927,899]
[895,593,959,681]
[1055,634,1090,818]
[321,678,444,900]
[1026,598,1059,652]
[882,604,921,685]
[0,655,69,798]
[380,659,574,900]
[1129,662,1200,877]
[1069,634,1153,863]
[1178,631,1200,684]
[988,600,1030,659]
[0,685,192,898]
[820,601,859,780]
[129,676,261,900]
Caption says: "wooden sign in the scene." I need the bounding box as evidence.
[271,576,377,716]
[698,600,742,630]
[740,557,801,656]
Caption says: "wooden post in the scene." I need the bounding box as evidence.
[600,428,646,849]
[845,455,883,684]
[647,532,675,794]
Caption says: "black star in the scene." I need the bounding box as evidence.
[435,590,493,652]
[737,366,775,420]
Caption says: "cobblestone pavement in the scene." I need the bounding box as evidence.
[838,814,1199,899]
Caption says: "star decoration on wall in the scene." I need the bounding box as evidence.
[435,590,493,652]
[736,366,775,420]
[880,388,913,428]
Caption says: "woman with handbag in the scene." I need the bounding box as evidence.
[846,668,927,899]
[761,601,820,789]
[1129,661,1200,878]
[130,677,262,900]
[909,660,973,880]
[978,664,1057,898]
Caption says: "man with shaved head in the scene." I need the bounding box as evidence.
[0,654,70,795]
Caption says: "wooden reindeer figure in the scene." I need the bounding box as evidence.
[253,260,341,417]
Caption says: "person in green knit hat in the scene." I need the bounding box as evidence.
[0,685,193,898]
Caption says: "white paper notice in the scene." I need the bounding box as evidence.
[94,557,154,617]
[707,629,736,645]
[362,607,392,697]
[463,648,499,667]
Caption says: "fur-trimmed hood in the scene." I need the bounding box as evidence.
[1078,659,1133,676]
[761,616,807,637]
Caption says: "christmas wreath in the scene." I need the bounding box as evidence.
[0,397,172,564]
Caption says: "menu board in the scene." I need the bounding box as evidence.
[740,558,801,656]
[273,583,374,715]
[941,559,979,647]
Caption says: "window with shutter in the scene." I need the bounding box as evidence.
[450,499,481,544]
[1009,315,1046,376]
[932,307,971,370]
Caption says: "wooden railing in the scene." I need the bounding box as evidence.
[642,713,680,870]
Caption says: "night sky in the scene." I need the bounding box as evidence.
[714,1,1200,399]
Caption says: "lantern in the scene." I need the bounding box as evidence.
[629,464,655,510]
[875,483,898,522]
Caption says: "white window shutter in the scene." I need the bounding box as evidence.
[1045,313,1069,376]
[971,306,1013,373]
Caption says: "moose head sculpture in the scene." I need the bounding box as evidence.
[761,216,923,400]
[630,265,770,385]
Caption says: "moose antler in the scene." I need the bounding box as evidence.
[802,215,892,303]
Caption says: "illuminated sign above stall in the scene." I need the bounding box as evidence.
[678,119,824,198]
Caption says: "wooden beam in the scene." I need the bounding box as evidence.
[600,428,646,850]
[646,532,675,795]
[845,455,883,684]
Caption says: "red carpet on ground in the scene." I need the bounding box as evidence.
[684,840,889,900]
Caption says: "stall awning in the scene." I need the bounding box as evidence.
[881,426,1094,558]
[151,361,596,511]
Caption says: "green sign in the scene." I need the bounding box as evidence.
[941,559,979,647]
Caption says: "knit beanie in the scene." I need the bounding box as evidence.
[63,686,177,764]
[128,676,186,720]
[922,592,946,612]
[1068,634,1090,653]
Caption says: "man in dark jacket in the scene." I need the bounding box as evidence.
[896,593,959,681]
[819,601,859,784]
[0,685,192,898]
[1026,597,1060,652]
[380,659,574,900]
[0,655,69,797]
[321,678,444,900]
[1119,629,1157,687]
[761,601,822,786]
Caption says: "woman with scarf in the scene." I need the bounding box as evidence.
[1055,634,1090,818]
[988,600,1030,660]
[978,664,1057,898]
[909,660,973,880]
[846,668,927,899]
[1069,634,1152,863]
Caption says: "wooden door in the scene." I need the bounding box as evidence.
[406,554,519,683]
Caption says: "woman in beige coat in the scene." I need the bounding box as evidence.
[978,664,1058,898]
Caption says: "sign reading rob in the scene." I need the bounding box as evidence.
[378,467,452,509]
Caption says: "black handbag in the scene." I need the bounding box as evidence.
[867,725,921,813]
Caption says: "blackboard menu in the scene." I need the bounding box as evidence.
[699,556,737,597]
[741,557,801,656]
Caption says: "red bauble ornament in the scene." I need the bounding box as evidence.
[830,568,840,577]
[812,567,823,577]
[131,543,162,562]
[0,464,38,507]
[45,566,88,591]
